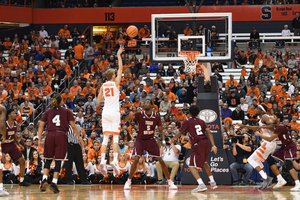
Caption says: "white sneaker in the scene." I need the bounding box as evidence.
[0,188,9,196]
[124,180,131,190]
[291,184,300,191]
[191,184,207,192]
[168,180,178,190]
[209,181,218,189]
[273,179,287,189]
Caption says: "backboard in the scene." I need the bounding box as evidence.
[149,13,234,63]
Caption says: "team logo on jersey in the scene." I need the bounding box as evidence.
[198,109,217,123]
[185,157,190,166]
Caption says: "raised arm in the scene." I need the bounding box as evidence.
[97,85,104,104]
[115,46,125,88]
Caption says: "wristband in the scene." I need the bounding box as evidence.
[162,140,166,145]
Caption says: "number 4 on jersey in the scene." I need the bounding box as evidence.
[195,125,203,135]
[52,115,60,126]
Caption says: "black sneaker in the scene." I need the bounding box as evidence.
[81,181,91,185]
[19,181,31,187]
[157,180,166,185]
[67,180,75,185]
[50,183,60,193]
[40,179,48,192]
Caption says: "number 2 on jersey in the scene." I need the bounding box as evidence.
[105,88,114,97]
[195,125,203,135]
[52,115,60,126]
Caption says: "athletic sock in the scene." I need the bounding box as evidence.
[101,153,106,163]
[197,178,204,185]
[209,175,215,183]
[295,180,300,185]
[20,177,24,182]
[127,178,131,184]
[43,175,48,180]
[277,174,283,181]
[113,153,118,163]
[52,178,58,184]
[0,183,3,190]
[167,179,173,185]
[259,171,267,180]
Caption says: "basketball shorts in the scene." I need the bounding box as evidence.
[2,142,22,160]
[102,110,120,135]
[44,131,68,160]
[248,140,276,163]
[272,142,297,161]
[132,138,160,157]
[189,139,209,169]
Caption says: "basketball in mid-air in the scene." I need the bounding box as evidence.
[126,25,138,38]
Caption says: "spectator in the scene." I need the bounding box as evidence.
[249,27,260,48]
[256,79,267,94]
[232,105,245,120]
[178,88,188,103]
[34,50,44,62]
[282,106,292,122]
[138,24,150,38]
[84,96,96,110]
[263,54,275,71]
[292,12,300,36]
[211,25,219,49]
[137,63,149,77]
[227,91,240,107]
[235,84,246,99]
[236,51,247,66]
[84,43,94,72]
[288,55,297,68]
[39,25,48,39]
[245,91,257,106]
[230,134,254,185]
[74,40,84,62]
[119,139,128,153]
[58,25,71,38]
[184,24,193,36]
[59,35,69,50]
[87,140,101,162]
[156,139,181,182]
[71,26,81,47]
[21,138,36,161]
[225,74,238,87]
[240,97,249,112]
[247,83,260,97]
[187,81,197,104]
[247,103,257,125]
[164,86,176,102]
[221,103,232,119]
[102,26,113,51]
[160,96,171,112]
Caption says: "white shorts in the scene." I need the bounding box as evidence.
[102,110,120,135]
[249,140,276,162]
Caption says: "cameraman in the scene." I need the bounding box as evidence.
[156,136,181,184]
[230,133,255,185]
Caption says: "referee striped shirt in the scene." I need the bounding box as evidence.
[67,124,81,144]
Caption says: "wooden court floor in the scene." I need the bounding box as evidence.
[2,184,298,200]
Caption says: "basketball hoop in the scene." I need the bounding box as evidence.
[178,51,201,74]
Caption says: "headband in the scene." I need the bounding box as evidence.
[258,105,266,113]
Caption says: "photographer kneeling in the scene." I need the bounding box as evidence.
[230,133,255,185]
[156,136,181,184]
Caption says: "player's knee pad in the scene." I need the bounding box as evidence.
[285,160,294,171]
[247,155,260,169]
[267,156,277,167]
[44,159,52,169]
[113,135,119,144]
[102,134,109,146]
[54,160,62,172]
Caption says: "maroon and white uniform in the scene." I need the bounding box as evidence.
[132,111,161,157]
[179,117,209,168]
[2,121,22,160]
[41,106,74,160]
[272,123,297,161]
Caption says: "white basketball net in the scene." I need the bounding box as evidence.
[178,51,200,74]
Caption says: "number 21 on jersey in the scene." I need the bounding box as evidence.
[105,88,114,97]
[195,125,203,135]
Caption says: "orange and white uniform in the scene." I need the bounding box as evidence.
[102,81,120,135]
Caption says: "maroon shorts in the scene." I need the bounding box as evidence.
[2,142,22,160]
[132,138,160,157]
[44,131,68,160]
[272,142,297,161]
[189,139,209,169]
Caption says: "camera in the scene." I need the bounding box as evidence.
[165,135,174,145]
[229,135,245,144]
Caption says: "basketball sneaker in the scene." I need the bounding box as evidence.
[50,183,60,193]
[0,188,9,196]
[209,181,218,189]
[273,178,287,189]
[40,179,48,192]
[168,180,178,190]
[259,176,273,190]
[124,180,131,190]
[291,184,300,191]
[191,184,207,192]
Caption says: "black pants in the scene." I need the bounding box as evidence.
[3,174,16,184]
[66,143,87,183]
[24,174,42,184]
[132,176,157,184]
[107,174,127,184]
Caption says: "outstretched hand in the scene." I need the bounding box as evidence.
[117,46,125,56]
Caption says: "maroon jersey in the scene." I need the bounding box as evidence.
[274,123,292,146]
[135,111,161,140]
[5,121,17,142]
[41,106,74,132]
[179,117,208,145]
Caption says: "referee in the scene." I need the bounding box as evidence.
[66,123,91,185]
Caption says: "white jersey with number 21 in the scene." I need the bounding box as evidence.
[103,81,119,112]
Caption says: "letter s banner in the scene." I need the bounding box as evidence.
[261,6,272,20]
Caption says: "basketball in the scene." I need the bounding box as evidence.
[126,25,138,38]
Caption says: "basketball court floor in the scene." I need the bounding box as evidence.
[2,184,298,200]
